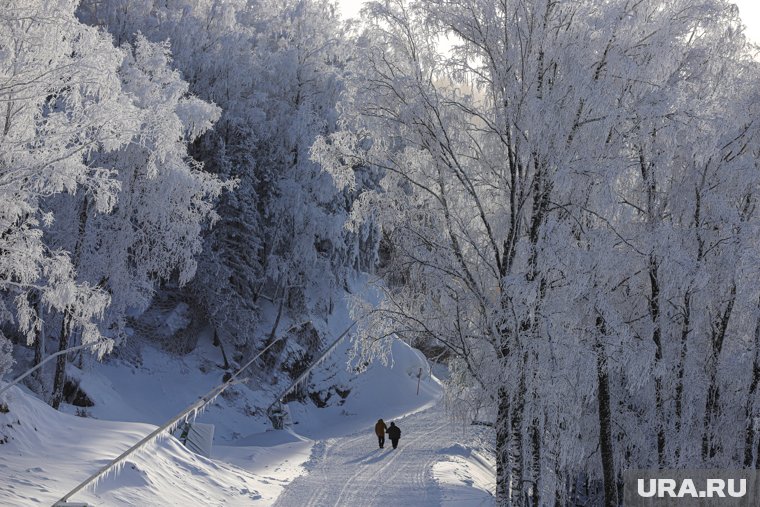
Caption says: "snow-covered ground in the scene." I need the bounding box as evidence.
[0,282,494,505]
[273,388,494,507]
[0,338,493,506]
[0,383,301,506]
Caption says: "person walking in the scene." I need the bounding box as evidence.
[374,418,388,448]
[387,421,401,449]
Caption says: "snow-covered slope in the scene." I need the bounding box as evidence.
[0,384,308,506]
[288,338,442,439]
[62,332,280,442]
[0,337,493,505]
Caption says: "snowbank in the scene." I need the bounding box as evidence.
[0,385,309,506]
[433,443,496,506]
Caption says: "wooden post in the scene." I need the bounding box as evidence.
[416,367,422,395]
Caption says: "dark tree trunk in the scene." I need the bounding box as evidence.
[510,368,526,506]
[702,284,735,461]
[33,328,43,375]
[50,311,71,410]
[743,306,760,467]
[530,417,541,506]
[674,291,691,464]
[50,196,89,410]
[647,255,666,467]
[213,330,230,370]
[31,295,45,386]
[496,385,511,506]
[554,462,564,507]
[595,317,617,506]
[639,142,666,467]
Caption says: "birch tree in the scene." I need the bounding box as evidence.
[316,0,759,504]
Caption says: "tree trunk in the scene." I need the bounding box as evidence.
[648,256,666,467]
[50,311,71,409]
[674,291,691,464]
[31,295,45,386]
[595,316,617,506]
[743,305,760,467]
[510,368,526,506]
[640,141,667,467]
[213,330,230,370]
[702,284,735,461]
[530,417,541,506]
[496,385,511,505]
[553,460,564,507]
[50,195,90,410]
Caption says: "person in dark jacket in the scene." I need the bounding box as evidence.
[375,418,388,448]
[387,421,401,449]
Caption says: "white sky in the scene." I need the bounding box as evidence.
[734,0,760,45]
[337,0,760,45]
[336,0,363,20]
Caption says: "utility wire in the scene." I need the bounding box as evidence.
[53,320,354,505]
[53,322,309,505]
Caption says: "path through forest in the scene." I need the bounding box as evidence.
[273,397,494,506]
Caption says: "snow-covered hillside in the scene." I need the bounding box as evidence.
[0,382,310,506]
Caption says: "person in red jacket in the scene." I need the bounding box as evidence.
[387,421,401,449]
[374,418,388,448]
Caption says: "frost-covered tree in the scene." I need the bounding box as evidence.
[41,36,226,407]
[77,0,377,349]
[45,36,224,342]
[0,0,225,412]
[189,0,357,345]
[0,0,138,382]
[317,0,760,504]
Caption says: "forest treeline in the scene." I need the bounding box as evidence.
[2,1,760,506]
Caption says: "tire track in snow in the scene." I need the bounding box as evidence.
[299,433,366,507]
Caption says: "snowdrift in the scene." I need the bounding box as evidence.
[0,384,309,506]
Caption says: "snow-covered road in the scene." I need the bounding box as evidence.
[274,399,494,507]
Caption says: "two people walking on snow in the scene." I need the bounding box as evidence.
[375,418,401,449]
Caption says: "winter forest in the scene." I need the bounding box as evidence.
[2,0,760,505]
